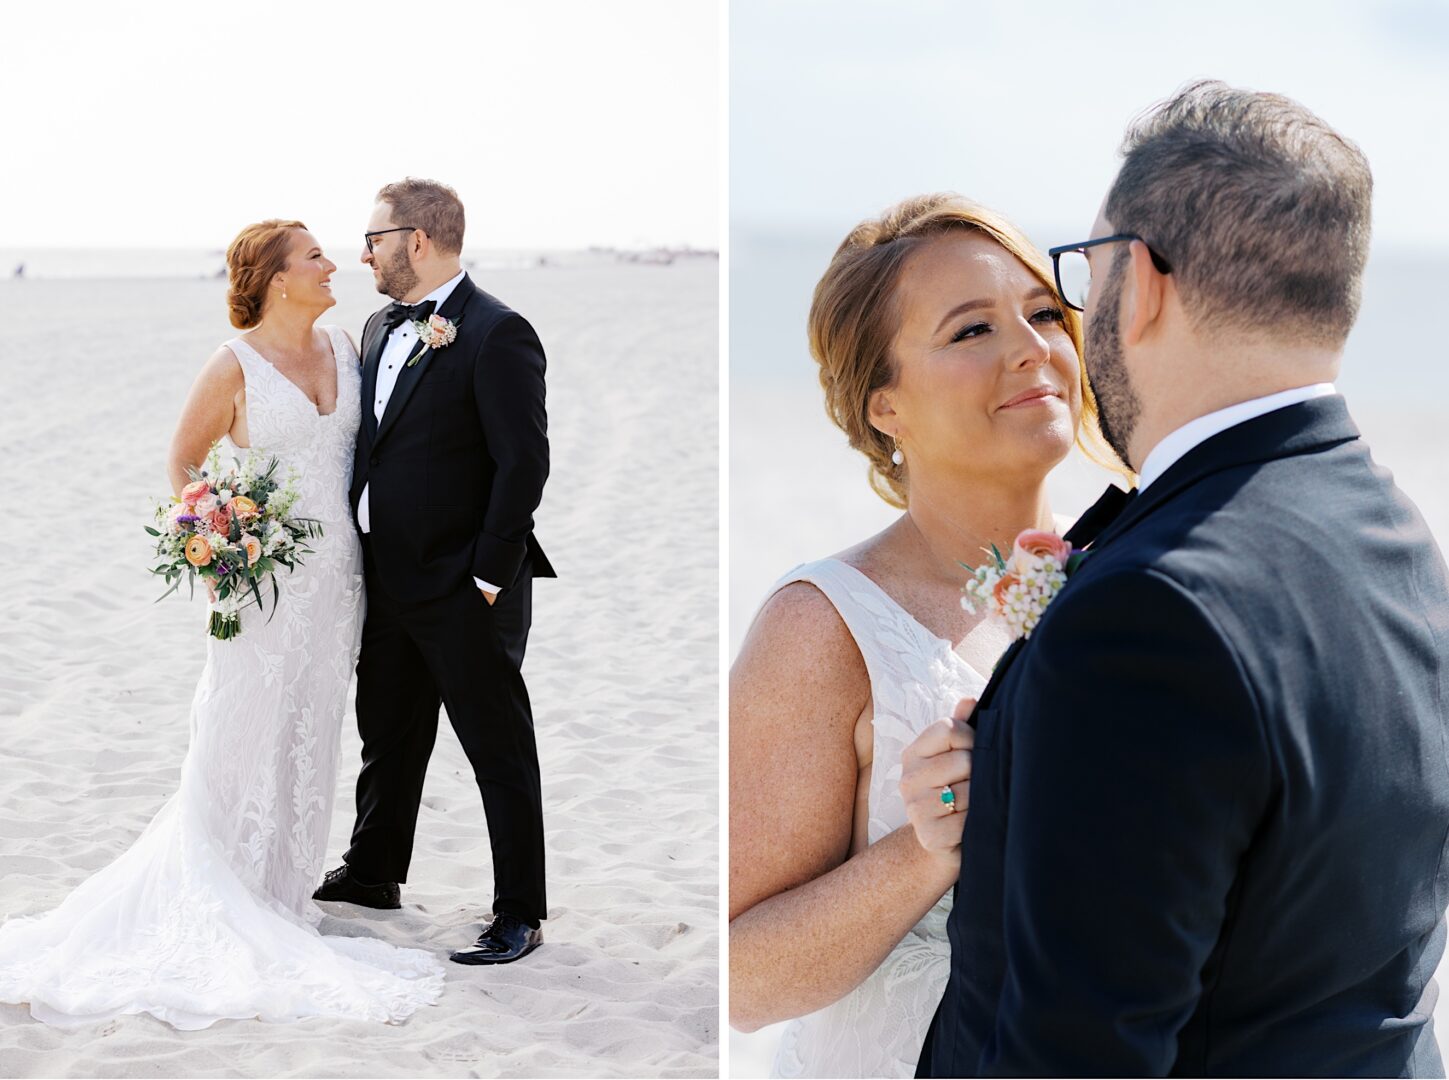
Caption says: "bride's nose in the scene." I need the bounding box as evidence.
[1007,322,1052,370]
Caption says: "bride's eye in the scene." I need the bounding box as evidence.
[1031,306,1066,325]
[950,321,989,344]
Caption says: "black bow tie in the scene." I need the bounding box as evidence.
[382,299,436,332]
[1063,484,1138,550]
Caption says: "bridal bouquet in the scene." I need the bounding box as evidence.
[960,530,1085,641]
[145,448,323,639]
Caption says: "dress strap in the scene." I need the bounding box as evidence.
[224,336,267,381]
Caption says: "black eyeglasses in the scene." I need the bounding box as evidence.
[1047,234,1172,312]
[363,226,418,254]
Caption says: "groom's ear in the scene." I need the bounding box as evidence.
[1122,239,1167,348]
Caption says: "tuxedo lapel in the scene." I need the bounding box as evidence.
[970,395,1355,717]
[360,313,388,444]
[967,483,1134,719]
[374,274,475,448]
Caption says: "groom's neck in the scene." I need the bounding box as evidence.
[1125,337,1343,471]
[400,259,464,303]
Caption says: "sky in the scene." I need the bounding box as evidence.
[0,0,719,252]
[731,0,1449,252]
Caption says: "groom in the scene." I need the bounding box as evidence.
[920,82,1449,1075]
[314,178,555,965]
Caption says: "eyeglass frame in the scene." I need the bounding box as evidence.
[1047,234,1172,312]
[363,226,420,254]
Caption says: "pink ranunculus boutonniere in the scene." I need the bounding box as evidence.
[960,529,1089,641]
[407,313,460,366]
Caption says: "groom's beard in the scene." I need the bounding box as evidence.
[1084,253,1142,468]
[374,244,420,300]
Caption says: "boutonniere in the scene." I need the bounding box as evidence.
[406,313,462,366]
[960,530,1088,641]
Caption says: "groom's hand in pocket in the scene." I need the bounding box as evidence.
[900,697,976,871]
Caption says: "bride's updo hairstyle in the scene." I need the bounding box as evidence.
[225,219,307,329]
[808,193,1116,508]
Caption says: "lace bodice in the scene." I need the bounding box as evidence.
[223,326,359,526]
[0,324,445,1029]
[765,558,989,1078]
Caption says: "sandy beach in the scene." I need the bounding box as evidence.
[0,255,719,1078]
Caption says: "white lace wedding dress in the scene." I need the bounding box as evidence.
[0,325,445,1029]
[765,558,988,1078]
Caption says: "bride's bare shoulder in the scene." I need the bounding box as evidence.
[740,579,854,658]
[732,576,868,728]
[193,344,244,392]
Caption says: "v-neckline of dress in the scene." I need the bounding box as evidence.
[822,558,989,682]
[234,328,341,419]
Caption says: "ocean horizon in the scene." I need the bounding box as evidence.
[0,245,718,282]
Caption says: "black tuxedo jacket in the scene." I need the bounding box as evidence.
[351,275,555,602]
[920,396,1449,1077]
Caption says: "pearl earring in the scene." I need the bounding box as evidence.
[281,288,288,300]
[891,439,905,466]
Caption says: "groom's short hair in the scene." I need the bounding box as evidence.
[1106,80,1372,346]
[377,178,465,256]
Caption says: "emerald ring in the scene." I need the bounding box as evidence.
[939,785,958,811]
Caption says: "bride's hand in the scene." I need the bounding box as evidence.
[900,697,976,870]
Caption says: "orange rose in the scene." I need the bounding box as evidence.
[1012,529,1071,571]
[181,480,211,506]
[185,535,213,567]
[240,534,263,566]
[230,496,258,519]
[993,572,1020,608]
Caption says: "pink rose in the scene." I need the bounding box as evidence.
[207,505,233,535]
[1012,529,1071,570]
[239,534,263,567]
[194,494,219,517]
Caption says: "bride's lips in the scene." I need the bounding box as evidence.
[997,385,1062,411]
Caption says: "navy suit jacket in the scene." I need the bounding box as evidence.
[920,396,1449,1077]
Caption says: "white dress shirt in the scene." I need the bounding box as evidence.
[1136,383,1338,493]
[357,270,501,594]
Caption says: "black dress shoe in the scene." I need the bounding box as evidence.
[312,865,401,909]
[449,913,542,965]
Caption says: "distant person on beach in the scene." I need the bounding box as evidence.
[311,178,555,968]
[729,193,1121,1077]
[916,81,1449,1078]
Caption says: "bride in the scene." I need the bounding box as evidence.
[728,194,1123,1076]
[0,219,445,1028]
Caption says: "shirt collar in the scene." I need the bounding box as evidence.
[417,268,466,310]
[1136,383,1338,492]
